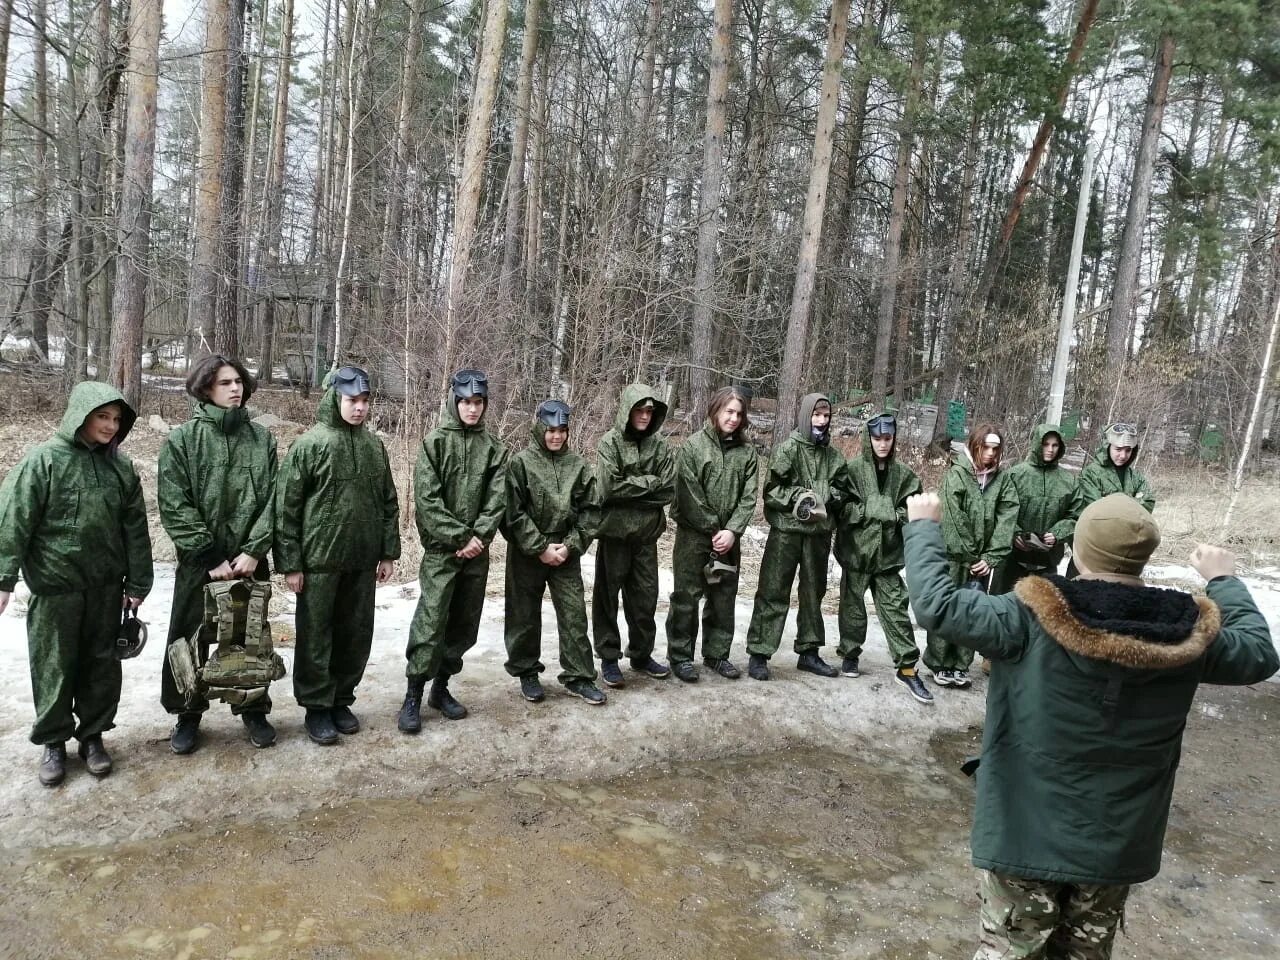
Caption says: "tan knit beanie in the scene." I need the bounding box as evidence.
[1074,493,1160,576]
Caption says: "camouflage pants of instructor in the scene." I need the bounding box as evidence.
[835,567,919,669]
[26,587,122,745]
[975,869,1128,960]
[592,536,660,662]
[665,527,740,664]
[503,550,596,685]
[293,568,377,709]
[405,551,488,681]
[161,561,272,717]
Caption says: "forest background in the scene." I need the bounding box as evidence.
[2,0,1280,471]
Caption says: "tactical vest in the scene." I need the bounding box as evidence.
[167,580,287,707]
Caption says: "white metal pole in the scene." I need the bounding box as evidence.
[1048,142,1095,426]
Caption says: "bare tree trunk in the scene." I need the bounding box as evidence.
[332,0,369,364]
[0,0,14,151]
[379,0,423,299]
[215,0,248,356]
[108,0,163,409]
[773,0,852,445]
[258,0,295,382]
[869,29,924,404]
[1098,32,1175,426]
[27,0,52,359]
[689,0,733,418]
[622,0,662,236]
[498,0,541,300]
[444,0,508,372]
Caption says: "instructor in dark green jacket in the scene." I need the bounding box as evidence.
[159,355,278,754]
[276,366,400,746]
[904,491,1277,959]
[0,381,154,786]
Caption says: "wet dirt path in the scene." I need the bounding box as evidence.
[2,683,1277,960]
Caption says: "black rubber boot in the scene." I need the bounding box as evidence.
[398,676,427,734]
[331,706,360,735]
[39,742,66,787]
[170,713,201,755]
[78,734,113,777]
[427,676,468,720]
[304,708,339,745]
[242,712,277,748]
[748,654,771,681]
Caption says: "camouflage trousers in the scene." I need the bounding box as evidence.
[974,870,1129,960]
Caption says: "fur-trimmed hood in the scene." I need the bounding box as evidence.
[1015,574,1220,670]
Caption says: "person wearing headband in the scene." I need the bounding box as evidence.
[833,411,931,704]
[501,400,606,705]
[923,422,1018,690]
[591,383,676,688]
[1064,422,1155,578]
[399,367,508,731]
[159,354,279,754]
[744,392,851,681]
[665,386,758,683]
[276,364,401,746]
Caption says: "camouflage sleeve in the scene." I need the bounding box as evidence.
[940,467,973,558]
[982,476,1020,568]
[675,442,720,535]
[273,440,311,574]
[726,451,759,537]
[596,433,658,505]
[240,433,277,560]
[650,438,677,507]
[0,453,48,591]
[156,432,222,571]
[1133,469,1155,513]
[896,469,924,525]
[379,443,402,561]
[473,441,509,545]
[414,436,470,549]
[565,463,601,558]
[763,443,803,514]
[120,464,155,598]
[503,455,549,557]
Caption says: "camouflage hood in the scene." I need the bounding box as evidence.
[1025,423,1065,467]
[56,380,137,447]
[791,392,831,447]
[614,383,667,438]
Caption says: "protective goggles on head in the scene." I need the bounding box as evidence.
[331,365,371,397]
[451,368,489,400]
[1106,422,1138,446]
[867,414,897,437]
[536,399,571,428]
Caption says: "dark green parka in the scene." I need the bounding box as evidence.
[764,393,850,536]
[835,416,922,573]
[503,421,598,557]
[158,402,277,571]
[0,381,153,597]
[1003,424,1075,569]
[672,422,758,537]
[940,447,1019,569]
[274,387,401,573]
[905,519,1278,885]
[415,394,508,551]
[1067,441,1155,538]
[596,383,675,542]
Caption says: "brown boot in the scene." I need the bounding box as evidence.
[39,742,67,787]
[78,734,113,778]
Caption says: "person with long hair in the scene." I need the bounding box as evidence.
[665,386,758,682]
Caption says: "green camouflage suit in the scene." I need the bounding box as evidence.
[405,393,507,681]
[0,381,154,745]
[158,401,277,716]
[1064,438,1154,579]
[502,420,599,685]
[275,386,400,709]
[993,424,1075,595]
[975,870,1129,959]
[924,448,1018,674]
[665,420,758,664]
[745,393,850,658]
[592,384,675,662]
[834,416,923,669]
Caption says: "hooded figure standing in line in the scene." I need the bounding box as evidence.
[159,355,278,754]
[993,423,1076,595]
[925,423,1018,690]
[1066,422,1155,577]
[0,381,154,786]
[591,383,676,688]
[501,400,605,705]
[398,368,508,732]
[744,392,851,681]
[833,411,930,704]
[665,386,759,683]
[903,491,1276,960]
[275,366,400,746]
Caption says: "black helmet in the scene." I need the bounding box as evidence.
[451,368,489,400]
[115,607,148,661]
[536,399,571,428]
[331,365,371,397]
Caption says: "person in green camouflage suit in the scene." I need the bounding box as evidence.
[925,423,1018,689]
[833,412,930,703]
[398,368,507,731]
[275,366,400,746]
[992,423,1075,595]
[0,381,154,786]
[502,400,605,705]
[592,383,676,688]
[744,392,850,681]
[1065,422,1154,577]
[158,355,278,753]
[665,386,758,682]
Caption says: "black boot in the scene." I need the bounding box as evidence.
[748,654,771,681]
[242,712,277,748]
[170,713,201,755]
[797,650,839,678]
[398,676,427,734]
[304,708,339,745]
[78,734,113,777]
[427,676,468,720]
[39,742,66,787]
